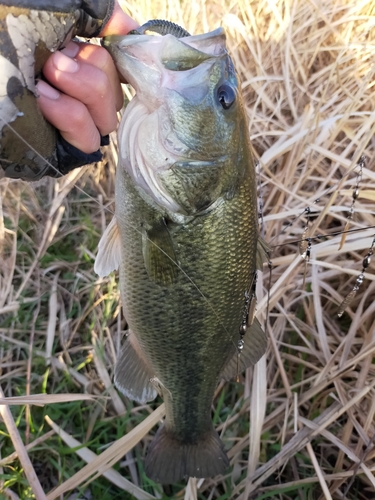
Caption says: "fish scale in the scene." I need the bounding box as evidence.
[117,165,254,444]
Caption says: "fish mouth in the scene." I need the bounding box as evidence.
[102,27,227,91]
[103,27,226,53]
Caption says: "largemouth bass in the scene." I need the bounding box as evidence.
[95,27,268,483]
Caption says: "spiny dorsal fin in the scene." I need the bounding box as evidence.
[94,216,121,278]
[221,318,267,381]
[256,236,271,270]
[142,219,178,286]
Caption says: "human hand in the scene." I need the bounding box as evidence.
[36,1,138,155]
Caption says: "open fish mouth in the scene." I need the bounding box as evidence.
[102,27,228,92]
[103,25,226,52]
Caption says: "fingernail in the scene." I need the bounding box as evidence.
[53,51,79,73]
[61,41,80,58]
[36,80,60,100]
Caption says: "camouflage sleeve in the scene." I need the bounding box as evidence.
[0,0,115,181]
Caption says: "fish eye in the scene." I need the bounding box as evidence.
[217,84,236,109]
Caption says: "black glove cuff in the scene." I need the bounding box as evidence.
[46,133,109,178]
[81,0,115,27]
[77,0,115,37]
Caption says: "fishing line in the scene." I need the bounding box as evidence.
[256,159,265,240]
[269,224,375,251]
[262,155,371,248]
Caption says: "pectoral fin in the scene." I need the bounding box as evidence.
[158,159,230,214]
[94,216,121,277]
[221,318,267,381]
[114,332,158,404]
[143,220,178,286]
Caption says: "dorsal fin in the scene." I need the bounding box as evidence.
[94,216,121,277]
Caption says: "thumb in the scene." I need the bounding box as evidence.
[99,1,139,36]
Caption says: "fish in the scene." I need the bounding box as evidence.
[94,27,268,483]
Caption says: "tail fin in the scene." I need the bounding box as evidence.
[145,425,229,483]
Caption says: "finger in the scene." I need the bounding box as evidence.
[100,1,139,36]
[42,49,118,136]
[61,41,124,111]
[36,80,101,153]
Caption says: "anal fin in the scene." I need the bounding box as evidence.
[114,332,158,403]
[221,317,267,381]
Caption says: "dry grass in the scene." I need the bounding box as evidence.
[1,0,375,498]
